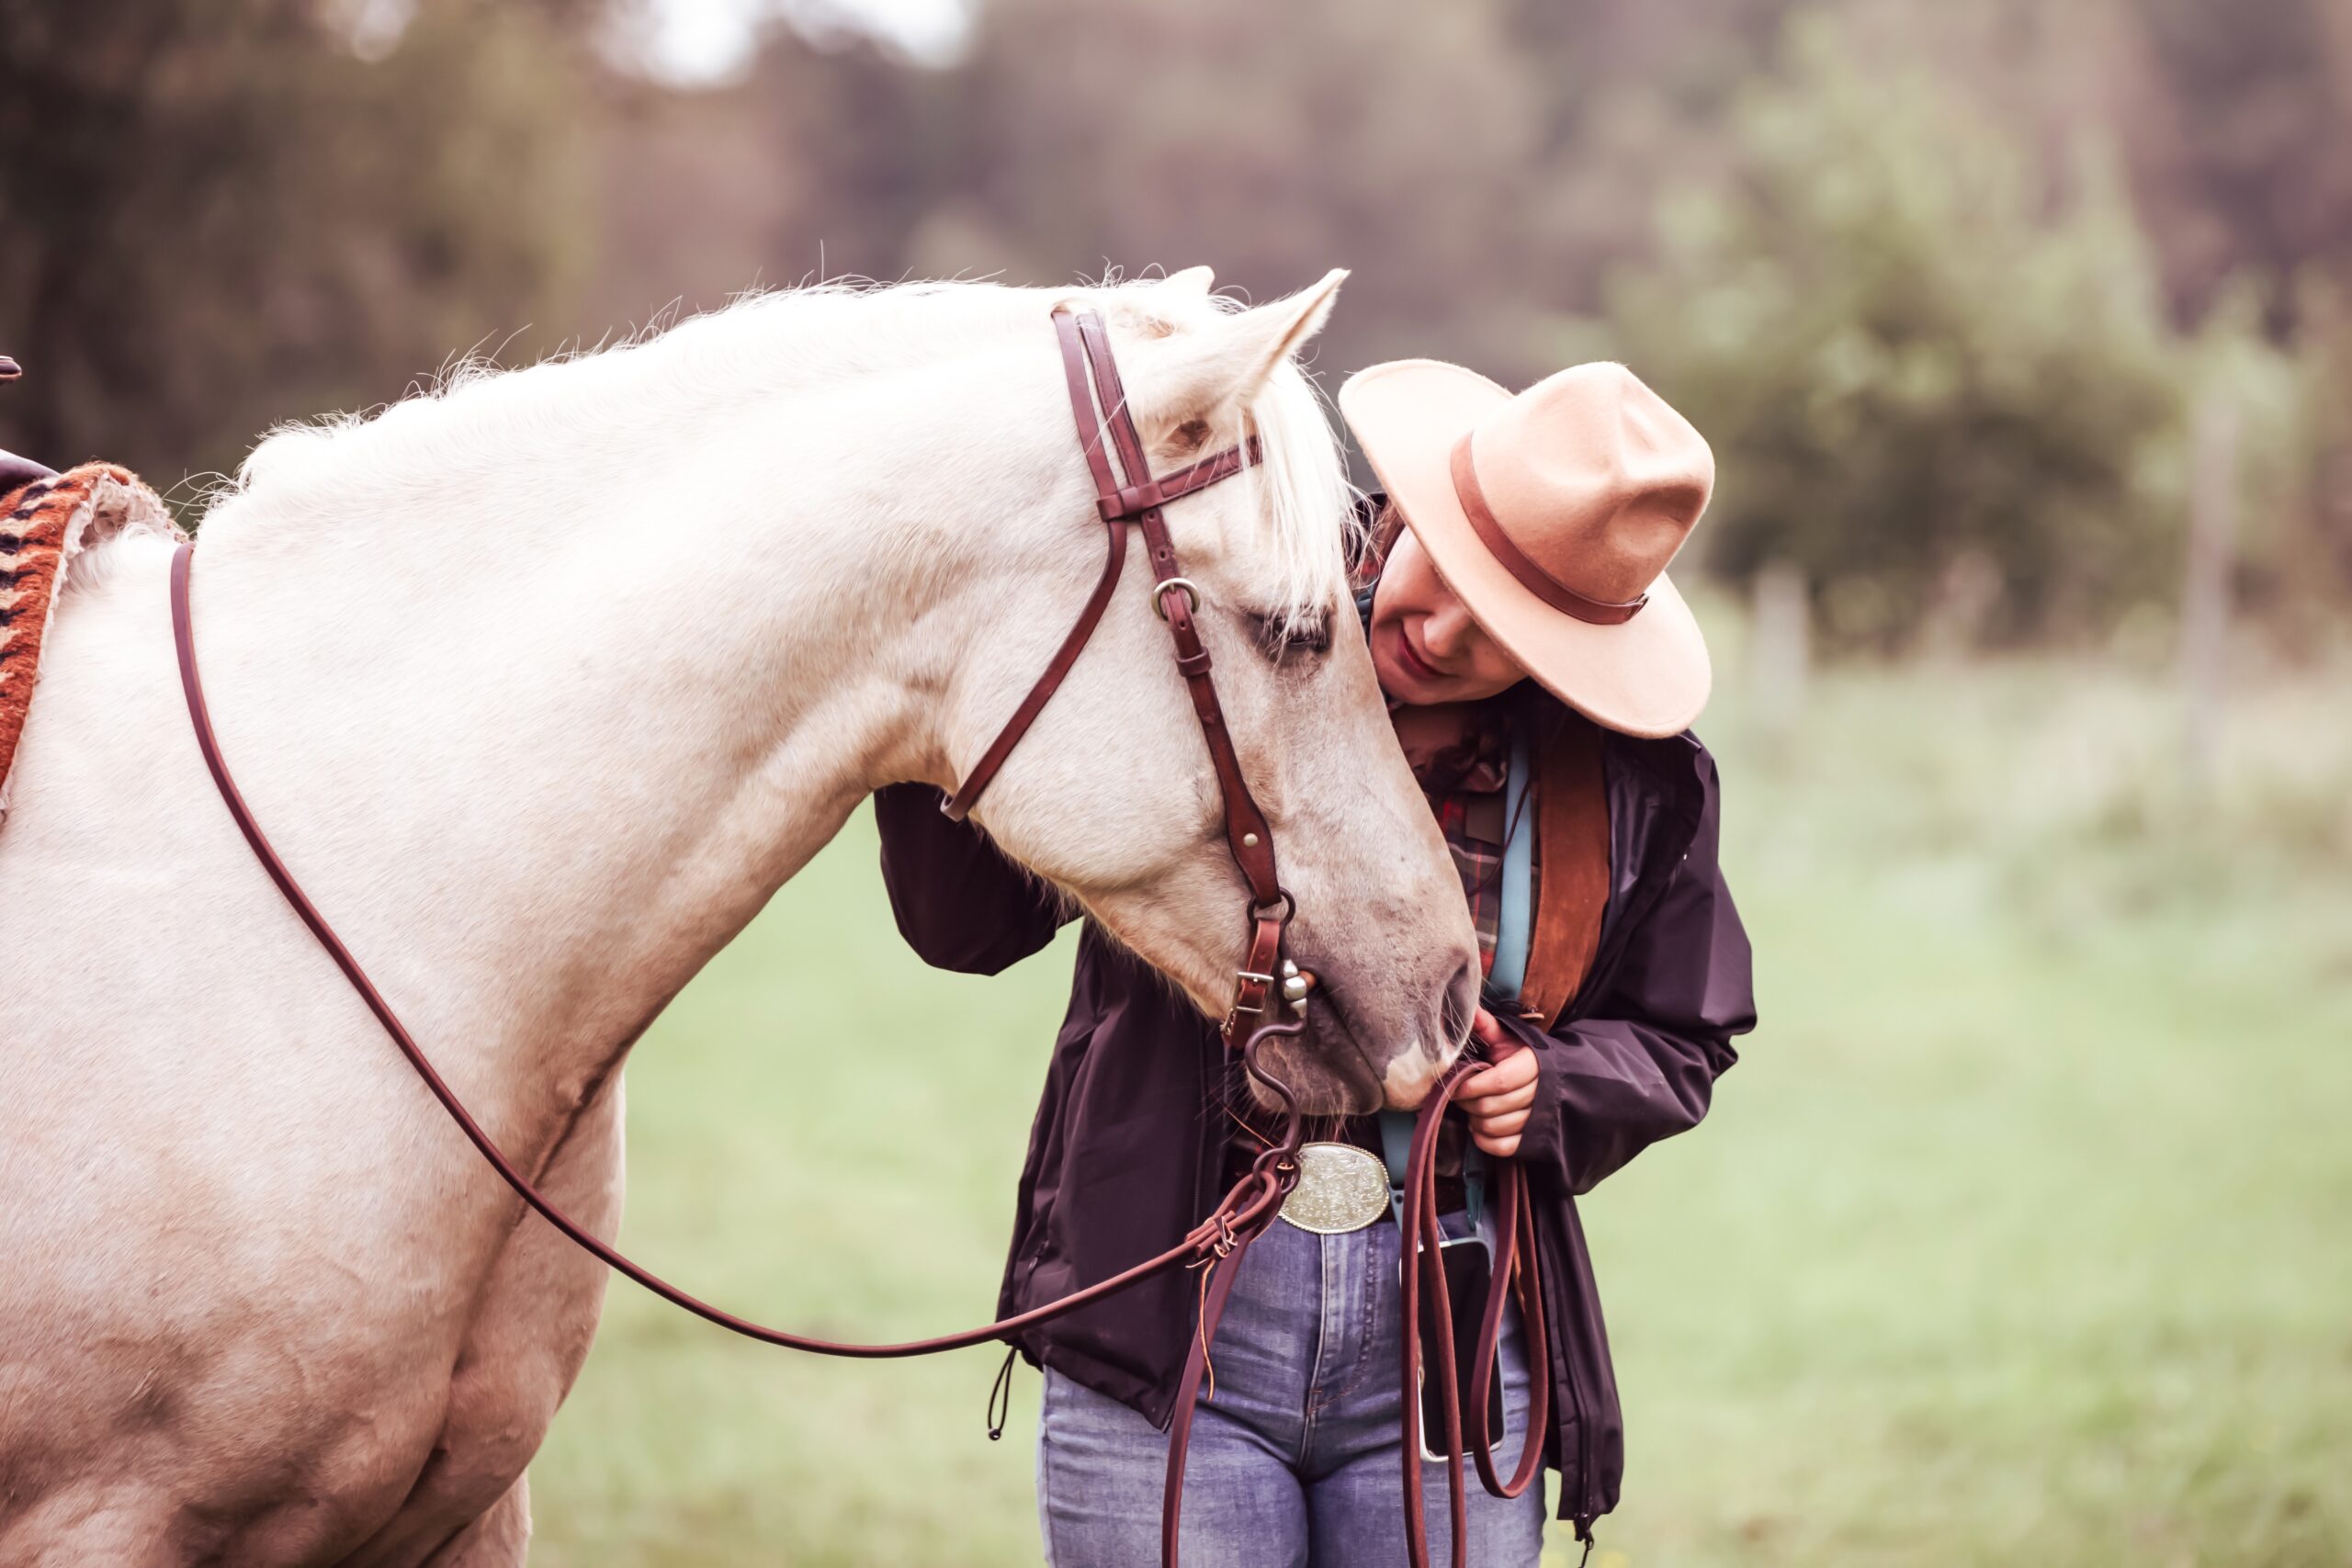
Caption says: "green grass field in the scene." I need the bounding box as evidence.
[530,645,2352,1567]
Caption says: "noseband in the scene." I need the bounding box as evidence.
[169,304,1542,1568]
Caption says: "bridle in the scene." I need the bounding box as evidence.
[944,306,1292,1038]
[167,302,1544,1568]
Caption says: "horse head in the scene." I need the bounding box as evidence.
[948,271,1479,1115]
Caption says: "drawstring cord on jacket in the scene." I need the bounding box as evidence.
[985,1344,1020,1441]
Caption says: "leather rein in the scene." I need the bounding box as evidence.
[168,304,1542,1568]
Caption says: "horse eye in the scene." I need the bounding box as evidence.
[1250,610,1332,662]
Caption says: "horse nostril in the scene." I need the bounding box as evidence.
[1440,957,1480,1052]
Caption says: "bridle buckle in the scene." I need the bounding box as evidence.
[1231,970,1277,1016]
[1150,577,1201,621]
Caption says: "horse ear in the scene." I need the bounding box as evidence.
[1136,268,1347,428]
[1159,265,1216,296]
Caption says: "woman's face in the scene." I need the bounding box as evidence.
[1367,514,1528,705]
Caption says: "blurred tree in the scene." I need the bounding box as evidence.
[751,28,968,282]
[934,0,1552,379]
[2244,276,2352,636]
[582,22,966,338]
[6,0,2341,647]
[2112,0,2352,336]
[0,0,594,493]
[1498,0,1800,314]
[1600,13,2197,651]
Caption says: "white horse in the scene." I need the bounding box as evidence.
[0,270,1477,1564]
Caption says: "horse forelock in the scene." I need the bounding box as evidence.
[1230,350,1358,637]
[1078,282,1358,637]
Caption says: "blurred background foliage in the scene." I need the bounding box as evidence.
[0,0,596,489]
[4,3,2347,1564]
[3,0,2349,657]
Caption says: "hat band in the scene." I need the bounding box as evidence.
[1449,435,1648,626]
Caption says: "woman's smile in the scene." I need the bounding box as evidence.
[1391,620,1447,688]
[1369,525,1529,704]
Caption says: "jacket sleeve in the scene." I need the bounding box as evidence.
[872,783,1072,976]
[1505,755,1755,1196]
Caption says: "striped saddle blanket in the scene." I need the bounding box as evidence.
[0,463,187,824]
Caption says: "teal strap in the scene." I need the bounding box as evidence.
[1378,720,1530,1238]
[1380,1110,1413,1227]
[1457,721,1530,1235]
[1380,1109,1414,1189]
[1486,726,1536,1006]
[1378,1110,1486,1232]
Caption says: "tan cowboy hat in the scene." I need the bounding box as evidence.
[1339,358,1715,738]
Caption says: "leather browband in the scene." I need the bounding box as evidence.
[1098,437,1261,522]
[1447,434,1647,626]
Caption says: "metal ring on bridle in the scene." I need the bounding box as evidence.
[1251,888,1296,926]
[1151,577,1201,620]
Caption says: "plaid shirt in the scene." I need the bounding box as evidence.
[1406,706,1539,987]
[1352,535,1539,985]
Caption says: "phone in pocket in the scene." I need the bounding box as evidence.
[1411,1233,1506,1461]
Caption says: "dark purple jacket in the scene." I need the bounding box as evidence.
[873,702,1754,1531]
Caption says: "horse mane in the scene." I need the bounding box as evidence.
[198,274,1356,626]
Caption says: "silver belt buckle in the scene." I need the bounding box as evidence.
[1278,1142,1390,1235]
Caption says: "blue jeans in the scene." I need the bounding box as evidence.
[1036,1208,1547,1567]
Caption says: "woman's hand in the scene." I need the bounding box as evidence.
[1455,1008,1541,1157]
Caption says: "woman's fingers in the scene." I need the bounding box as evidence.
[1468,1105,1530,1135]
[1458,1010,1539,1156]
[1464,1080,1537,1117]
[1470,1108,1528,1157]
[1454,1043,1538,1101]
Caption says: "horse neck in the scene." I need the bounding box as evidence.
[187,337,1061,1134]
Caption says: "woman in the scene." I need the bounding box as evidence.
[875,356,1756,1565]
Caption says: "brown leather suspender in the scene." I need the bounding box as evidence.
[1518,710,1612,1029]
[168,303,1548,1568]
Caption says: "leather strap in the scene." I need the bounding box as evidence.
[1449,434,1647,626]
[948,307,1288,1035]
[940,520,1129,823]
[1098,438,1261,522]
[1517,711,1611,1029]
[1070,314,1282,902]
[167,303,1327,1568]
[1397,1058,1550,1568]
[1067,310,1288,1032]
[1162,1213,1265,1563]
[942,438,1265,826]
[172,538,1305,1360]
[943,319,1262,825]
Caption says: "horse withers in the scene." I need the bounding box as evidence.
[0,272,1477,1565]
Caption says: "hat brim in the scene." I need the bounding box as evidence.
[1339,358,1712,739]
